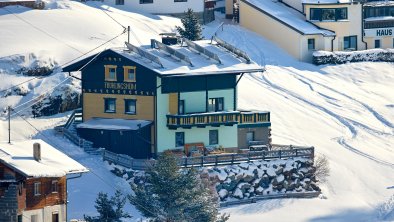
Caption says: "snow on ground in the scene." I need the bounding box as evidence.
[205,24,394,221]
[1,2,394,221]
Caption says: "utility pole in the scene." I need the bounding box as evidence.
[127,26,130,44]
[8,106,11,144]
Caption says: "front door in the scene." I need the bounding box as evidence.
[246,132,254,143]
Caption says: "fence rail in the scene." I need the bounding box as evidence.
[102,146,314,170]
[220,191,321,207]
[179,147,314,168]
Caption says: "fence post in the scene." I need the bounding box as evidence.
[231,154,234,164]
[295,149,298,157]
[215,155,218,166]
[201,156,204,167]
[185,158,187,168]
[279,150,282,159]
[247,152,250,163]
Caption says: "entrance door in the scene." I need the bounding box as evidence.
[246,132,254,143]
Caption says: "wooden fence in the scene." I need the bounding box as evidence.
[102,146,314,170]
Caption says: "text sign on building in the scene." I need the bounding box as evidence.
[364,28,394,37]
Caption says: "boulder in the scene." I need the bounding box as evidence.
[255,186,264,195]
[238,182,252,193]
[218,189,228,200]
[252,178,261,188]
[260,174,270,188]
[310,183,321,192]
[272,175,285,186]
[275,167,284,175]
[239,162,249,170]
[233,188,244,199]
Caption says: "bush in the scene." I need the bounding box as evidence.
[313,155,330,183]
[313,49,394,65]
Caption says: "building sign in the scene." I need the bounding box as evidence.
[364,28,394,37]
[104,82,136,90]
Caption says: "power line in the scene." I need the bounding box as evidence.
[11,110,158,218]
[91,2,126,30]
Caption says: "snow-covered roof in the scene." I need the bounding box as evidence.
[242,0,335,36]
[0,140,88,178]
[364,1,394,7]
[77,118,153,131]
[111,40,263,76]
[302,0,352,4]
[0,0,35,2]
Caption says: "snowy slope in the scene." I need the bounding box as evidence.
[1,2,394,221]
[207,24,394,222]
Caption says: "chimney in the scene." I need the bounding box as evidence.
[33,143,41,162]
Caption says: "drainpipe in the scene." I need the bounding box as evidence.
[361,2,368,49]
[331,35,336,52]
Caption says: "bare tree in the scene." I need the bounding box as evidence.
[313,155,330,183]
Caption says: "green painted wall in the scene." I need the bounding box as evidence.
[179,89,235,114]
[156,77,238,152]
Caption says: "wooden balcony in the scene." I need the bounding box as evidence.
[166,111,270,129]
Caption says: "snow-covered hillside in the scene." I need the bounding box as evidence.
[1,1,394,221]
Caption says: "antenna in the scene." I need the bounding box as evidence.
[125,42,164,68]
[183,38,222,64]
[151,39,193,67]
[212,36,251,64]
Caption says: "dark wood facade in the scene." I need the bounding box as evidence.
[0,162,66,216]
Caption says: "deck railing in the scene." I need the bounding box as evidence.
[167,111,270,129]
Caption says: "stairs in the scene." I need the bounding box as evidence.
[59,109,102,155]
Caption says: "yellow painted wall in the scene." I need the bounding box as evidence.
[364,37,394,49]
[83,93,154,121]
[239,1,330,62]
[168,93,178,115]
[226,0,234,17]
[304,3,365,51]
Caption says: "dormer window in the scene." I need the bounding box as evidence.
[123,66,136,82]
[105,65,117,81]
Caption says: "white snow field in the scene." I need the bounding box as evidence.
[0,1,394,221]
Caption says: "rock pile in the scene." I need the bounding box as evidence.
[207,158,321,201]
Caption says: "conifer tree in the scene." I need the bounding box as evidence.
[84,190,131,222]
[176,8,202,41]
[129,151,229,222]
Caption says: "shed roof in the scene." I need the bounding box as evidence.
[0,139,88,178]
[77,118,153,131]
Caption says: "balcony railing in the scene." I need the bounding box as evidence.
[166,111,270,129]
[364,19,394,29]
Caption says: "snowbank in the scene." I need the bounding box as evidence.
[313,48,394,65]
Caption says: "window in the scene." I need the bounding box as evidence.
[178,100,185,114]
[52,212,59,222]
[0,167,4,178]
[17,215,22,222]
[209,130,218,145]
[208,98,224,112]
[175,132,185,147]
[308,39,315,50]
[375,39,381,48]
[34,182,41,196]
[140,0,153,4]
[125,99,136,114]
[31,215,38,222]
[123,66,136,82]
[52,180,58,193]
[344,36,357,50]
[310,8,348,21]
[104,98,116,113]
[104,65,117,81]
[115,0,124,5]
[18,182,23,195]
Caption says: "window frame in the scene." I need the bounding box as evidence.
[310,7,348,21]
[34,182,41,196]
[209,130,219,145]
[140,0,153,4]
[175,132,185,147]
[51,180,58,193]
[308,38,315,50]
[178,100,185,114]
[208,97,224,112]
[104,65,117,81]
[174,0,187,2]
[115,0,124,5]
[124,99,137,115]
[344,35,357,50]
[104,98,117,113]
[123,66,136,82]
[375,39,381,48]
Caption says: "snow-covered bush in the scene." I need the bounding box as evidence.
[313,49,394,65]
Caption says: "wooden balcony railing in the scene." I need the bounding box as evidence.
[167,111,270,129]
